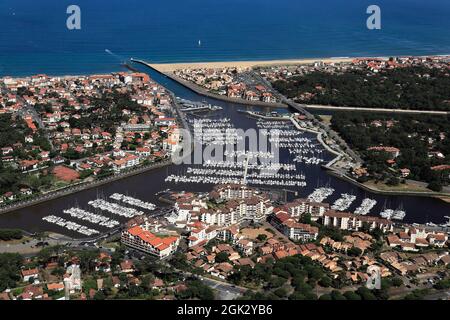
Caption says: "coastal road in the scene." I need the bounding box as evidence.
[174,268,247,300]
[200,276,245,300]
[424,290,450,300]
[303,104,450,115]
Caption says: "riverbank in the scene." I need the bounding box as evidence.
[132,58,287,108]
[163,70,287,109]
[238,110,291,121]
[0,160,172,215]
[325,167,450,199]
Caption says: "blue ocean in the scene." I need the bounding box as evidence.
[0,0,449,76]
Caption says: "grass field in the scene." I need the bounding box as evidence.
[363,181,432,193]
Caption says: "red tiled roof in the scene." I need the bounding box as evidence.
[125,226,178,251]
[22,268,39,277]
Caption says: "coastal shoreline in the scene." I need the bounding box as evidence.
[147,57,358,72]
[144,54,449,72]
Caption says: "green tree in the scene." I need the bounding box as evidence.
[273,288,288,298]
[215,252,230,263]
[318,276,332,288]
[0,253,23,291]
[319,293,332,300]
[344,291,362,300]
[356,286,377,300]
[391,277,403,287]
[330,290,346,300]
[93,290,106,300]
[256,234,268,242]
[347,247,363,257]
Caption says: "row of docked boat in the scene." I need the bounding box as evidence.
[256,120,292,129]
[289,148,324,155]
[63,207,119,228]
[331,193,357,211]
[261,129,309,136]
[42,215,99,236]
[110,193,156,210]
[164,174,307,187]
[88,199,144,218]
[277,142,320,149]
[186,167,306,180]
[188,117,232,126]
[177,98,222,112]
[262,119,326,166]
[195,130,243,145]
[194,133,242,145]
[163,113,322,190]
[354,198,377,215]
[190,118,236,139]
[203,160,296,171]
[293,155,325,165]
[380,204,406,220]
[259,121,326,165]
[308,187,335,203]
[223,150,275,159]
[269,136,313,144]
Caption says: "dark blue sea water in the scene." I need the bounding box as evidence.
[0,0,449,76]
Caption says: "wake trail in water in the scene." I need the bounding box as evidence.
[105,49,129,63]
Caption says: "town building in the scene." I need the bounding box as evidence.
[322,210,393,232]
[121,225,180,258]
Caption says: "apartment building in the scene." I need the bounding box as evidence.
[323,210,393,232]
[121,225,180,259]
[270,211,319,242]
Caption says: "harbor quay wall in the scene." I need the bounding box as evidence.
[164,71,288,108]
[131,59,287,109]
[290,116,450,199]
[325,166,450,198]
[239,110,291,121]
[289,117,343,161]
[0,160,173,215]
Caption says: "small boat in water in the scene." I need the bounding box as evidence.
[392,203,406,220]
[354,198,377,215]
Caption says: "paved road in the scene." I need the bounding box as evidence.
[199,276,246,300]
[304,104,450,115]
[171,267,247,300]
[424,290,450,300]
[16,95,55,150]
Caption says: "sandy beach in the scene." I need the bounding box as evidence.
[148,57,363,72]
